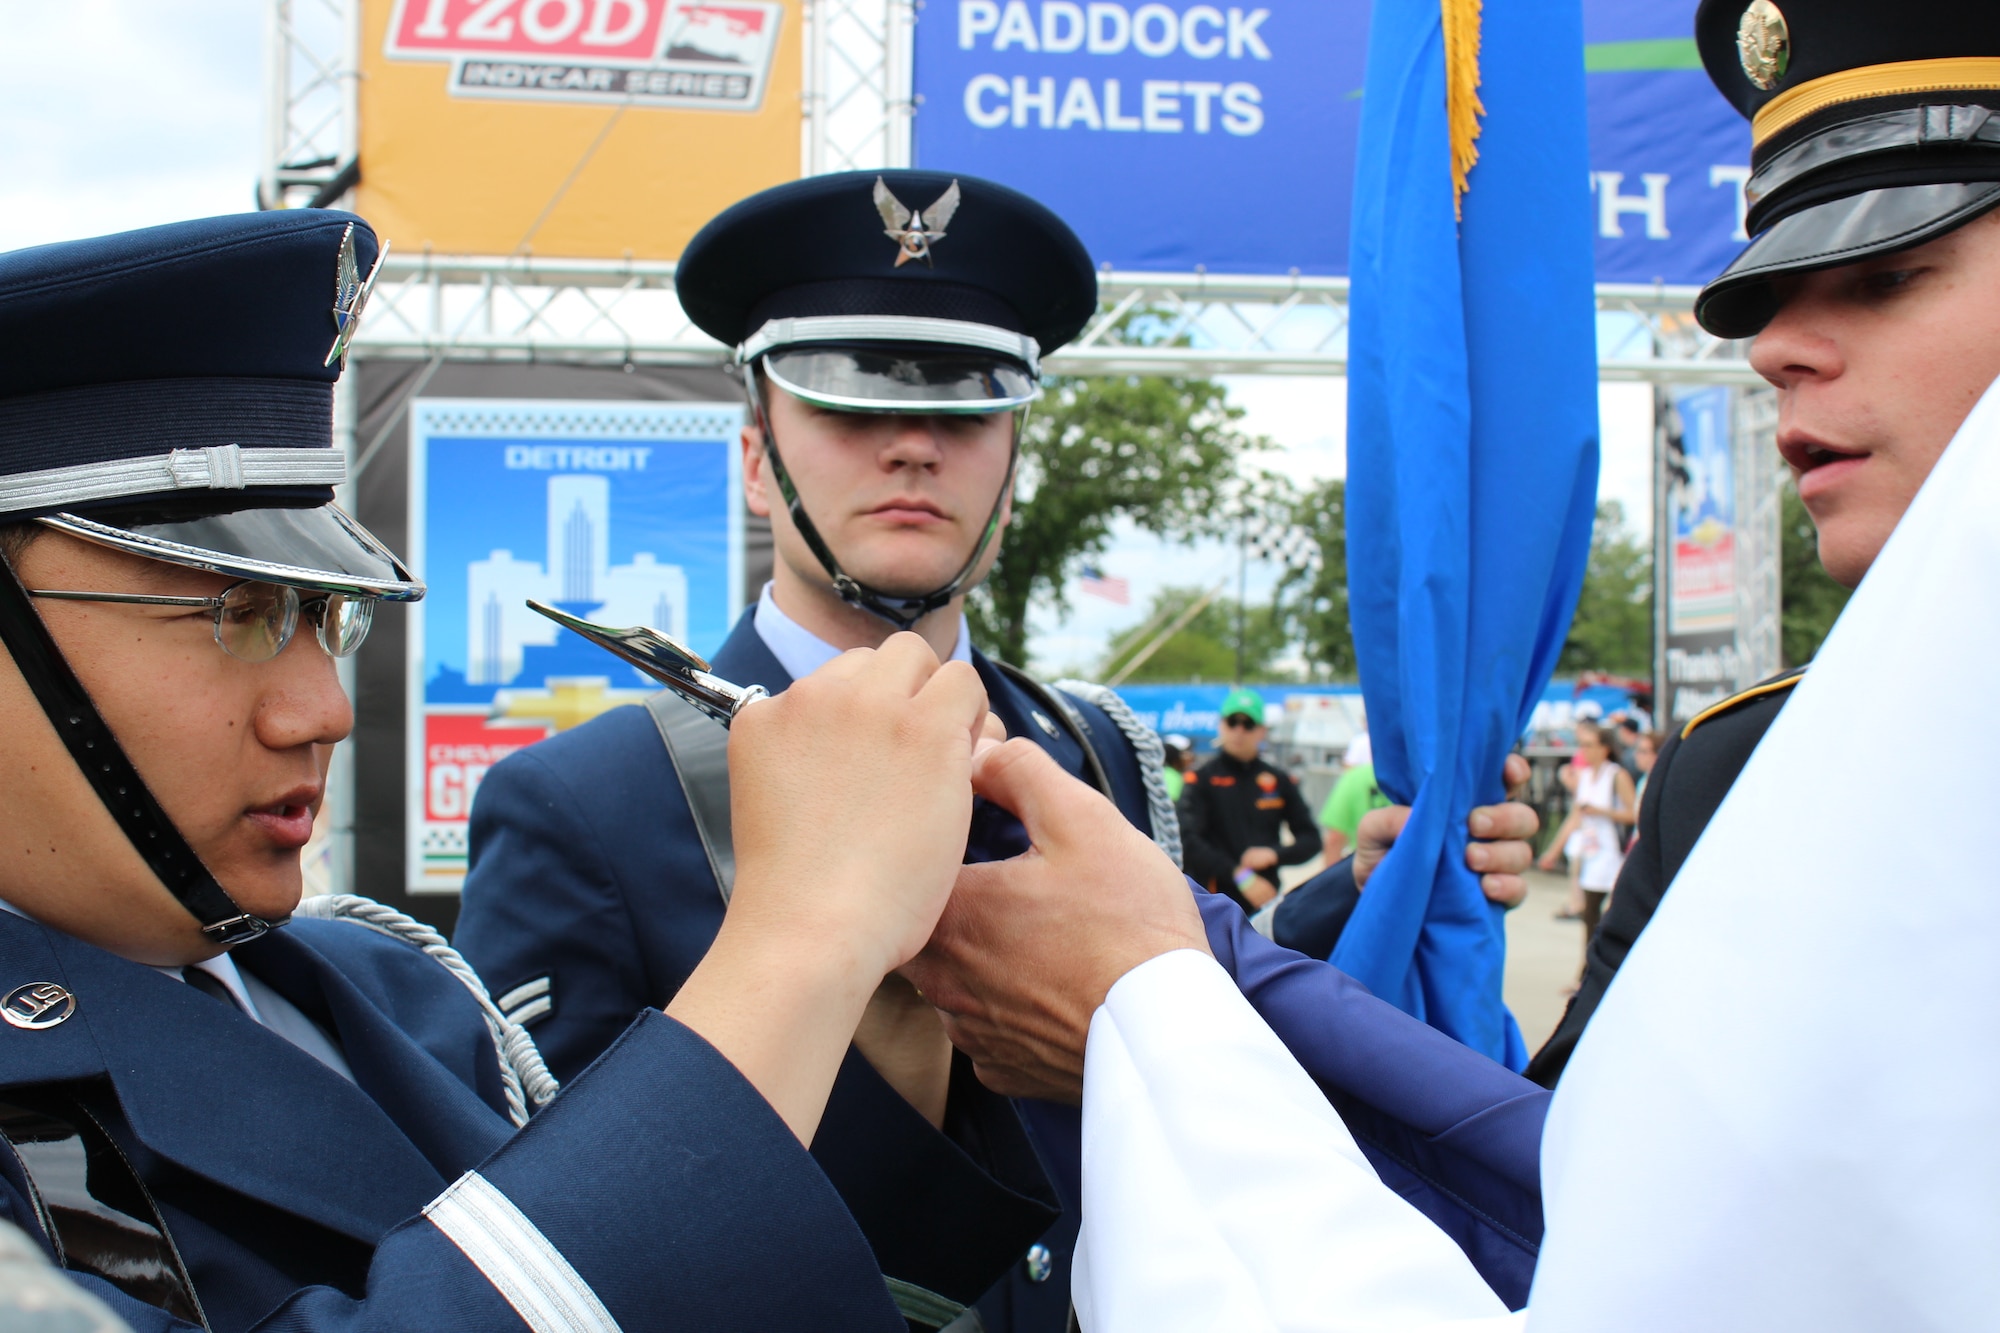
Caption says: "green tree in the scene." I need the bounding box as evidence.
[967,373,1259,665]
[1099,584,1291,683]
[1779,479,1852,666]
[1558,500,1653,676]
[1273,476,1355,678]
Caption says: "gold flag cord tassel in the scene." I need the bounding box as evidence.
[1442,0,1485,218]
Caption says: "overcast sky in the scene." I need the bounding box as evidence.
[6,0,1656,673]
[1,0,267,253]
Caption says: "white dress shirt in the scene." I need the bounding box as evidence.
[752,580,972,681]
[0,894,354,1081]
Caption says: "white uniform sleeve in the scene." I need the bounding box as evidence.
[1074,949,1523,1333]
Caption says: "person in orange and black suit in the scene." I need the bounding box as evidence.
[1179,687,1322,913]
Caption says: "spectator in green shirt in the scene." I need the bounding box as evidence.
[1319,732,1392,861]
[1161,734,1193,802]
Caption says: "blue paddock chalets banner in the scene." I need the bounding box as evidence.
[1340,0,1600,1067]
[913,0,1746,285]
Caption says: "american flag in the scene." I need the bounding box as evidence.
[1079,564,1131,604]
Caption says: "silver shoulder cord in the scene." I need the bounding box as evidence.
[1054,678,1183,868]
[293,894,559,1126]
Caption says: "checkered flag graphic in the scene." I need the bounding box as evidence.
[1245,517,1323,574]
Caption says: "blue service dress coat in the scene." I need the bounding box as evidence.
[458,610,1120,1333]
[0,907,909,1333]
[457,610,1555,1317]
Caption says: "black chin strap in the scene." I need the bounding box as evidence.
[0,557,279,946]
[747,367,1024,633]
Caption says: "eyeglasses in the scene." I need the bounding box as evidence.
[29,579,374,662]
[1221,714,1261,730]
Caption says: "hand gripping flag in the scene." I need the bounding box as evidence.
[1338,0,1600,1066]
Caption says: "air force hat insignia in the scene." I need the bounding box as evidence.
[874,176,962,268]
[325,222,386,369]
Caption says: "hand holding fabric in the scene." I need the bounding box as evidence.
[725,633,992,977]
[1355,753,1538,908]
[905,738,1208,1104]
[667,633,991,1142]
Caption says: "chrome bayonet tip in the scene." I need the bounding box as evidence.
[525,599,766,726]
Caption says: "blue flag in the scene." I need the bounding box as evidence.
[1337,0,1600,1067]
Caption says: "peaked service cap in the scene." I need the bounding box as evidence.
[0,210,420,600]
[676,170,1097,413]
[1694,0,2000,337]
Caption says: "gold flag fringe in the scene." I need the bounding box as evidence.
[1442,0,1485,218]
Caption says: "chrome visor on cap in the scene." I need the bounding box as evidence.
[1696,181,2000,337]
[38,503,424,602]
[760,345,1040,414]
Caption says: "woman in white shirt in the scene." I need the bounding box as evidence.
[1537,720,1636,966]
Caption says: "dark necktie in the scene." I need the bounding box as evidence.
[182,966,245,1014]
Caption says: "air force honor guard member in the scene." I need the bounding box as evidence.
[0,209,1006,1332]
[456,171,1172,1333]
[456,172,1556,1322]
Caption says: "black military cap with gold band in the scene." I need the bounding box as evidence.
[1694,0,2000,336]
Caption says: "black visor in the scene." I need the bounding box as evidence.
[39,502,423,601]
[1696,181,2000,337]
[761,345,1039,414]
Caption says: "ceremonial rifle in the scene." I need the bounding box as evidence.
[525,600,768,726]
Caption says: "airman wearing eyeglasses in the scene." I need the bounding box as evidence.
[0,210,990,1331]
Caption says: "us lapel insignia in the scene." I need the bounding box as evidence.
[2,982,77,1030]
[874,177,962,267]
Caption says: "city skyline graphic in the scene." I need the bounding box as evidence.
[465,474,691,686]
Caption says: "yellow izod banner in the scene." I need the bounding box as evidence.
[359,0,802,260]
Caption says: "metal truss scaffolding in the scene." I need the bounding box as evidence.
[802,0,915,174]
[1734,386,1784,683]
[351,253,1758,384]
[268,0,1757,383]
[261,0,359,211]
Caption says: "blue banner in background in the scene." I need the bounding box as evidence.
[1583,0,1750,285]
[1112,681,1636,753]
[404,397,745,893]
[912,0,1748,285]
[916,0,1362,273]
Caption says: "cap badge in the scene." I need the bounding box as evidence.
[326,223,388,369]
[2,982,76,1031]
[874,177,962,268]
[1737,0,1790,91]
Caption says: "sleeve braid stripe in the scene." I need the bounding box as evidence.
[424,1171,621,1333]
[1053,678,1183,868]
